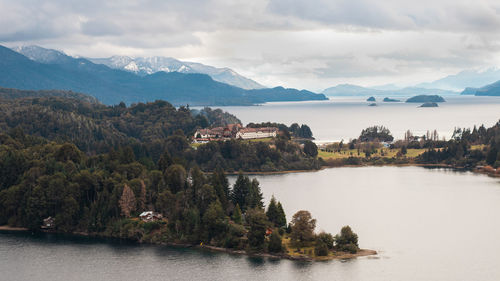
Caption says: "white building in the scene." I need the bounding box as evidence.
[236,127,278,139]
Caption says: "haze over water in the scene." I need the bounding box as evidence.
[214,96,500,143]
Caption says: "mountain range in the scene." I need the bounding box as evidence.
[417,68,500,91]
[0,45,326,105]
[322,84,458,97]
[461,80,500,96]
[15,45,264,90]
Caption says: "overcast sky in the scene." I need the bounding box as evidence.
[1,0,500,91]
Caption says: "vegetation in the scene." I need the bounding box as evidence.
[246,122,314,139]
[406,95,445,103]
[0,94,357,259]
[358,126,394,142]
[0,97,320,172]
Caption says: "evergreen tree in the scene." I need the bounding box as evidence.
[276,202,287,228]
[266,196,279,225]
[246,208,268,250]
[232,204,242,224]
[247,178,264,210]
[231,172,251,211]
[268,231,283,253]
[138,180,146,211]
[210,166,230,212]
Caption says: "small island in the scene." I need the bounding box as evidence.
[383,97,400,102]
[366,96,376,102]
[368,103,377,107]
[419,102,439,107]
[406,95,446,103]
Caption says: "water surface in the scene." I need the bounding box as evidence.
[211,96,500,142]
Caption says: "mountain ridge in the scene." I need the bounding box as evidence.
[14,45,265,90]
[322,84,457,97]
[0,45,326,106]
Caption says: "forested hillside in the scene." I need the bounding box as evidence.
[0,45,327,105]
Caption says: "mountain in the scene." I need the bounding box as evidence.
[417,68,500,91]
[322,84,457,97]
[460,80,500,96]
[14,45,264,90]
[0,45,326,106]
[90,56,265,90]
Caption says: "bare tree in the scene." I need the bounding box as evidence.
[119,184,136,217]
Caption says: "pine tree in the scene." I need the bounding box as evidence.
[276,201,287,228]
[232,204,242,224]
[231,172,251,211]
[119,184,136,217]
[210,166,230,212]
[248,178,263,209]
[138,180,146,211]
[266,195,279,225]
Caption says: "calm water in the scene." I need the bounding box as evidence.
[212,96,500,143]
[2,167,500,281]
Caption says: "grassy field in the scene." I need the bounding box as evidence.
[318,148,427,160]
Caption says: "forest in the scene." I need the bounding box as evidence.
[0,96,320,172]
[0,124,353,257]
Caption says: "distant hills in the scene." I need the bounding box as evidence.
[461,80,500,96]
[0,45,326,105]
[322,84,457,97]
[417,68,500,91]
[15,45,264,90]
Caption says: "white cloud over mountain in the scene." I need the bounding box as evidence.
[1,0,500,90]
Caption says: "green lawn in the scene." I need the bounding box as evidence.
[318,148,427,160]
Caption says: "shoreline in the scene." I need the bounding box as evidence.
[226,162,499,177]
[0,226,376,262]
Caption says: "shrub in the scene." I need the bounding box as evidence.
[268,232,283,253]
[315,241,329,256]
[341,243,359,254]
[316,232,334,249]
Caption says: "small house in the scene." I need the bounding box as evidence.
[41,216,55,229]
[139,211,163,222]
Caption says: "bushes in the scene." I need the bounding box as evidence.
[268,232,283,253]
[335,225,359,253]
[314,241,329,256]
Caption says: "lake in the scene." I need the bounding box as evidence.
[2,167,500,281]
[210,96,500,143]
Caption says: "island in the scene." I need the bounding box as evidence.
[368,103,377,106]
[383,97,400,102]
[366,96,376,102]
[419,102,439,107]
[406,95,446,103]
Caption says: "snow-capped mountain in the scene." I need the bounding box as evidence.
[90,56,264,90]
[13,45,265,90]
[12,45,73,64]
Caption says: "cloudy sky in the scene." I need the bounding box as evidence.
[1,0,500,91]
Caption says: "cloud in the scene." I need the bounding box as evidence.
[1,0,500,89]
